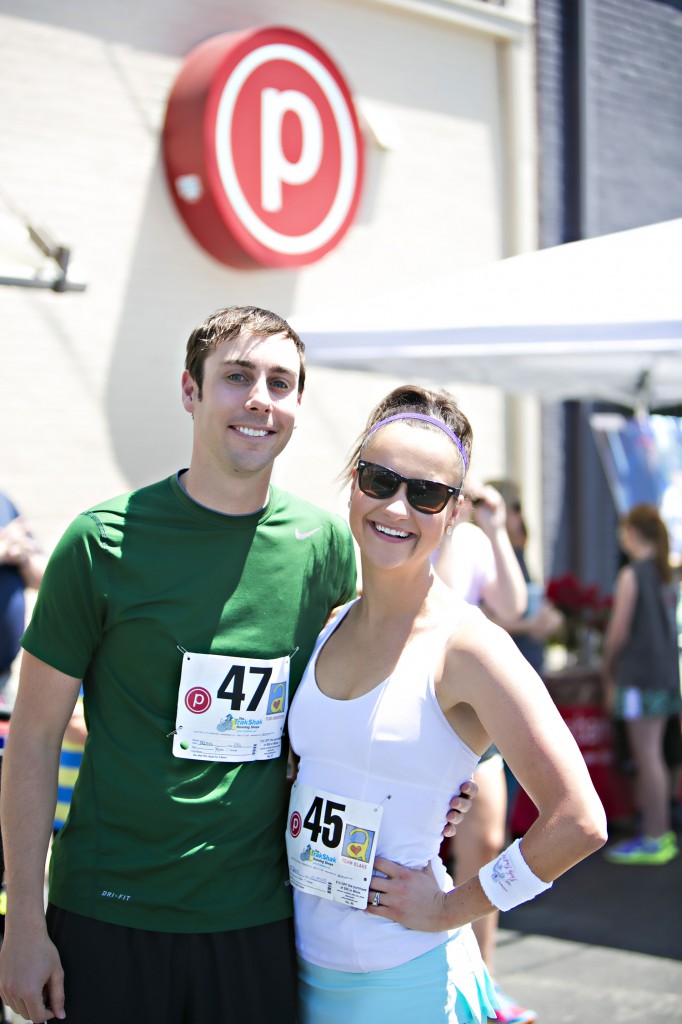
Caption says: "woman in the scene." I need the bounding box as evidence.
[286,385,607,1024]
[602,503,681,865]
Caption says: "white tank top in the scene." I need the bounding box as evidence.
[433,522,496,606]
[288,599,482,973]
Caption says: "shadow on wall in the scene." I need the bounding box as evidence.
[105,153,300,489]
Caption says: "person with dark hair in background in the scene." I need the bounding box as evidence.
[483,481,563,679]
[602,503,681,865]
[433,479,539,1024]
[0,491,46,1023]
[434,478,562,1024]
[0,493,46,700]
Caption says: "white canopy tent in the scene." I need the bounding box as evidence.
[294,218,682,409]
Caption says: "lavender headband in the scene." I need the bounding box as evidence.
[367,413,469,471]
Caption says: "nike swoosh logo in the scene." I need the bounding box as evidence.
[295,527,323,541]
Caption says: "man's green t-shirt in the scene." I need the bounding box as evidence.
[22,475,356,932]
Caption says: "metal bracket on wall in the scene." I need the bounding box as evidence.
[0,221,87,293]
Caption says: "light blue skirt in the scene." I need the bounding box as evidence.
[298,926,498,1024]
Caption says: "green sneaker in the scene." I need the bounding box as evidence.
[604,831,679,865]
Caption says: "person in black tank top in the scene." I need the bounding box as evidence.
[602,503,681,865]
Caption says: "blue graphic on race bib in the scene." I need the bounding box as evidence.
[267,682,285,715]
[343,825,375,863]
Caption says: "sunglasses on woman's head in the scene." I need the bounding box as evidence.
[356,460,460,514]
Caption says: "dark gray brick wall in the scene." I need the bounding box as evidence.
[536,0,682,592]
[535,0,567,249]
[586,0,682,235]
[537,0,682,244]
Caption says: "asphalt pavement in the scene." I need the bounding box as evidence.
[493,826,682,1023]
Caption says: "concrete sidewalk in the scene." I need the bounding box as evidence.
[494,837,682,1023]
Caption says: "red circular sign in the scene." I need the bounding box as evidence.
[289,810,302,838]
[162,26,365,268]
[185,687,212,714]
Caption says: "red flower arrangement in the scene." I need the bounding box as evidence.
[546,573,613,654]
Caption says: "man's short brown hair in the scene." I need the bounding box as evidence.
[185,306,306,398]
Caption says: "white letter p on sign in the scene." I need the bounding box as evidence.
[261,88,323,212]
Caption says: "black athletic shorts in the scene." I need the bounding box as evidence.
[46,904,297,1024]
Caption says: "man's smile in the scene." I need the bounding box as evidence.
[232,425,273,438]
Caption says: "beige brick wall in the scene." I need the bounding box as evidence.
[0,1,535,555]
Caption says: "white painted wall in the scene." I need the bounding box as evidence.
[0,0,536,552]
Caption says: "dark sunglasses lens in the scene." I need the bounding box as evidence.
[358,463,400,498]
[406,482,449,513]
[358,462,453,514]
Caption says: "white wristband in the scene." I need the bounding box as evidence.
[478,838,553,912]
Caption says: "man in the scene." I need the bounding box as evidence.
[0,307,357,1024]
[0,307,474,1024]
